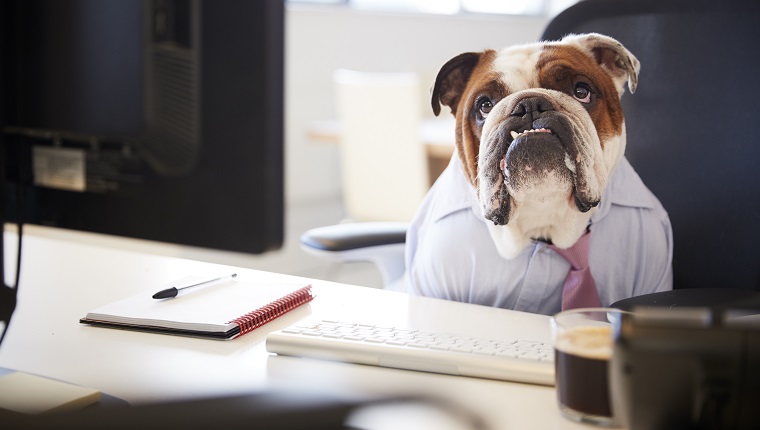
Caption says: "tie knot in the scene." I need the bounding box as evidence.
[550,229,591,270]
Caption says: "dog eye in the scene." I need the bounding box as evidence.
[573,83,592,103]
[478,97,494,117]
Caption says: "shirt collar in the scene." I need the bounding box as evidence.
[591,156,659,224]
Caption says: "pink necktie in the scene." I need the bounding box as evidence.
[550,229,601,310]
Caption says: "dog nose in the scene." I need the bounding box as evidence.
[510,96,555,118]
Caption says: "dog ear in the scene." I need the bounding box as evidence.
[565,33,640,96]
[431,52,482,116]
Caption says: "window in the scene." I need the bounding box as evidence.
[461,0,545,15]
[289,0,552,16]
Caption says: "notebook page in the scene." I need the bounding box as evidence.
[85,279,306,332]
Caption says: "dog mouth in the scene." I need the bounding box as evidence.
[499,128,557,172]
[499,126,565,173]
[481,121,579,226]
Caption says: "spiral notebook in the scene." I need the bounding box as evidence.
[80,277,314,340]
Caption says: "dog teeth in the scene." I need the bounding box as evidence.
[510,128,552,140]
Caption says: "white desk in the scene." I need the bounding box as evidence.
[0,229,596,429]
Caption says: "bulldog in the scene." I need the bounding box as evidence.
[431,33,640,258]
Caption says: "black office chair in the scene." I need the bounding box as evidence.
[302,0,760,295]
[543,0,760,295]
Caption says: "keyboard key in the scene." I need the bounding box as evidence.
[430,345,450,351]
[408,342,430,348]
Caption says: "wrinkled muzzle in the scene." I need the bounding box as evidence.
[478,91,606,226]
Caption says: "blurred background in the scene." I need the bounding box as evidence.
[29,0,580,288]
[281,0,578,286]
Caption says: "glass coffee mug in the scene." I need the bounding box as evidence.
[551,308,627,427]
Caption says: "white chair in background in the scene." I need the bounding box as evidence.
[333,69,429,222]
[300,70,429,290]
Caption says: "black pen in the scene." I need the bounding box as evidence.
[152,273,237,299]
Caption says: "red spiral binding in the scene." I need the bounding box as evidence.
[228,285,314,336]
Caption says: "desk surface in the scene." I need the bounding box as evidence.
[0,228,596,429]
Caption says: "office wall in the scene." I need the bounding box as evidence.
[284,5,550,206]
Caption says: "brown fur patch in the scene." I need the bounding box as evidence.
[453,50,500,186]
[536,45,624,148]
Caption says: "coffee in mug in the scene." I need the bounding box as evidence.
[552,308,624,427]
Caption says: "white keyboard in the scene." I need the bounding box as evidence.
[266,320,555,386]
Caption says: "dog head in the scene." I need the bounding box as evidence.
[432,33,639,258]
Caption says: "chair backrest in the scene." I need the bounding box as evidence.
[334,69,429,222]
[542,0,760,291]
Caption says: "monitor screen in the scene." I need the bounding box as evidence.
[1,0,284,255]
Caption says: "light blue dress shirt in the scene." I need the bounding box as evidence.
[404,154,673,316]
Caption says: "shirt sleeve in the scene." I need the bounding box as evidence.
[404,158,523,306]
[589,158,674,306]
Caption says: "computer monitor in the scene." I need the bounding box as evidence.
[2,0,284,252]
[0,0,284,330]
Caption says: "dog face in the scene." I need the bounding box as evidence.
[431,33,640,258]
